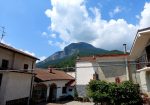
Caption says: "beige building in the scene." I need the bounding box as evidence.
[0,43,38,105]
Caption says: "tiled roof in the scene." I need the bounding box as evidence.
[77,54,128,62]
[34,68,75,81]
[96,54,129,57]
[0,43,39,60]
[76,56,96,62]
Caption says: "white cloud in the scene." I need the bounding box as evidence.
[51,34,56,38]
[42,32,47,36]
[136,15,140,19]
[19,49,35,56]
[39,56,46,61]
[139,2,150,28]
[45,0,150,50]
[109,6,122,17]
[55,41,68,50]
[48,40,53,46]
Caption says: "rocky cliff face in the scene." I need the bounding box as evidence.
[36,42,123,68]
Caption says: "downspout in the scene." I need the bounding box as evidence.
[28,61,35,105]
[123,44,130,81]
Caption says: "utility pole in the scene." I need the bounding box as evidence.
[0,26,5,42]
[123,44,129,81]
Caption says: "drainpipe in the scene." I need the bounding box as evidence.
[123,44,129,81]
[28,61,35,105]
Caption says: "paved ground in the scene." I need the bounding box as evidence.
[38,101,94,105]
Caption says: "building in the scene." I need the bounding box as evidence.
[0,43,39,105]
[76,54,137,97]
[130,27,150,93]
[32,68,75,103]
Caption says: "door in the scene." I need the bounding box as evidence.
[48,83,57,102]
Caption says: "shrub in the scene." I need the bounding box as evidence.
[87,80,142,105]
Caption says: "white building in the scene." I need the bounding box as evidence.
[32,68,75,103]
[76,54,134,97]
[0,43,38,105]
[130,27,150,93]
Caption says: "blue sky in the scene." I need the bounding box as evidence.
[0,0,150,61]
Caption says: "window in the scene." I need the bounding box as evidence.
[62,87,67,94]
[69,89,72,91]
[93,73,99,80]
[0,74,2,86]
[24,64,28,70]
[1,59,9,69]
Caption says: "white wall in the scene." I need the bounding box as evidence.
[0,72,32,105]
[44,80,71,99]
[76,62,96,85]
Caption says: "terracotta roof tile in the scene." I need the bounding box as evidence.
[76,56,96,62]
[96,54,129,57]
[77,54,128,62]
[34,68,75,81]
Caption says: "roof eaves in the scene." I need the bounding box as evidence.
[0,43,39,60]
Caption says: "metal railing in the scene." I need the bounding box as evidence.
[136,54,150,70]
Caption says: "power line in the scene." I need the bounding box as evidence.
[50,61,150,70]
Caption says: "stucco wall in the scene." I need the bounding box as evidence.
[43,80,71,99]
[76,62,95,85]
[0,47,36,70]
[0,72,32,105]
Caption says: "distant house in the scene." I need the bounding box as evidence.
[76,54,138,97]
[33,68,75,103]
[130,27,150,93]
[0,43,39,105]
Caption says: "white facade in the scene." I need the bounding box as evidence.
[0,72,32,105]
[76,62,96,85]
[44,80,71,99]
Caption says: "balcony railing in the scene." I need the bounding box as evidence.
[136,54,150,70]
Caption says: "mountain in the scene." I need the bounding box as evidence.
[36,42,123,69]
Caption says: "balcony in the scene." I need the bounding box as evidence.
[136,54,150,70]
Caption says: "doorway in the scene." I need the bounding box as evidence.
[48,83,57,102]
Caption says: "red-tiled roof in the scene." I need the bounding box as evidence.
[77,54,128,62]
[96,54,129,57]
[34,68,75,81]
[0,43,39,60]
[76,56,96,62]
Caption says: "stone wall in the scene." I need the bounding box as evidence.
[76,85,87,97]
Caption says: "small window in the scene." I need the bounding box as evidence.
[62,87,67,94]
[0,74,2,86]
[1,59,9,69]
[93,73,99,80]
[24,64,28,70]
[69,89,72,91]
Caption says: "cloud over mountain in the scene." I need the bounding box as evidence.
[45,0,150,50]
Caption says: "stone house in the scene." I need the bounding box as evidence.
[0,43,38,105]
[32,68,75,103]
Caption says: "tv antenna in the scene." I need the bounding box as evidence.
[0,26,6,43]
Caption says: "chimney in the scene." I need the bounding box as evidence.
[77,54,80,60]
[48,68,52,73]
[93,55,95,59]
